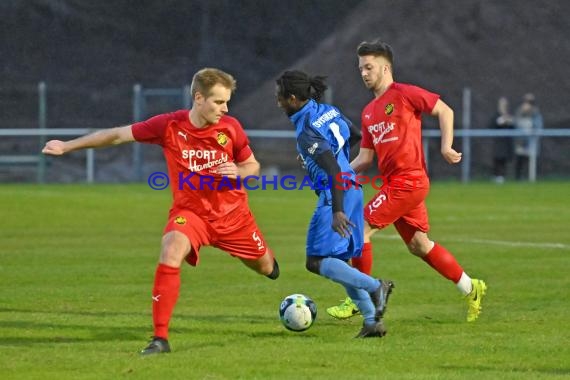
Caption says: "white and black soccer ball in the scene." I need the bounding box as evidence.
[279,294,317,332]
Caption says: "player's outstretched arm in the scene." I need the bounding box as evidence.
[431,99,462,164]
[350,148,375,174]
[42,125,135,156]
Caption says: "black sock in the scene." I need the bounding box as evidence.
[266,259,280,280]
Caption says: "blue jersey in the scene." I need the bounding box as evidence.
[290,99,363,258]
[290,99,356,193]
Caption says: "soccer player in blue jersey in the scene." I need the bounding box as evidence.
[275,70,394,337]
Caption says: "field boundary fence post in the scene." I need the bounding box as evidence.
[37,81,47,183]
[461,87,472,183]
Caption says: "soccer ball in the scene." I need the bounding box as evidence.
[279,294,317,332]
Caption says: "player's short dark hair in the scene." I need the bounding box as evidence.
[191,68,237,98]
[276,70,328,102]
[357,39,394,66]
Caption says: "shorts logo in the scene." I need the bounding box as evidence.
[216,132,228,147]
[385,103,394,115]
[174,216,186,225]
[252,231,265,251]
[308,142,318,155]
[368,193,387,215]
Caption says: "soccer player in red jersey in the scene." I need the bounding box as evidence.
[326,39,486,323]
[42,68,279,355]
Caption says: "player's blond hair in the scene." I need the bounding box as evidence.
[190,68,237,98]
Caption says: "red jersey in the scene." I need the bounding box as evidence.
[132,110,253,220]
[361,82,439,189]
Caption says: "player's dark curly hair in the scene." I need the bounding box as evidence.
[276,70,328,102]
[357,39,394,66]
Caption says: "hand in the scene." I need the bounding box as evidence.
[332,211,355,238]
[296,154,306,170]
[212,161,239,179]
[42,140,67,155]
[441,147,462,164]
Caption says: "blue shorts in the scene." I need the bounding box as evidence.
[306,186,364,260]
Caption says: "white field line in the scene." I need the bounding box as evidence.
[376,234,570,250]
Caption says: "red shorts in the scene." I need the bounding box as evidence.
[164,205,268,266]
[364,186,430,243]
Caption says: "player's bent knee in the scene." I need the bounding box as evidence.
[407,236,433,257]
[363,223,377,241]
[160,231,191,267]
[159,249,186,267]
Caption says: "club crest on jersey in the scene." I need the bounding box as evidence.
[216,132,228,147]
[174,216,186,225]
[385,103,394,115]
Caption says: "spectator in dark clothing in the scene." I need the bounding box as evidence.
[490,97,514,184]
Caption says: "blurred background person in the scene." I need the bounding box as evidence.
[489,96,514,184]
[514,93,543,180]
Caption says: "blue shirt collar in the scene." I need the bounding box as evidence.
[289,99,317,125]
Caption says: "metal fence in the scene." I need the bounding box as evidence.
[1,83,569,183]
[1,127,569,183]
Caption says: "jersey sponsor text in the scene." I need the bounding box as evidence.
[312,109,340,128]
[182,149,229,172]
[367,121,396,144]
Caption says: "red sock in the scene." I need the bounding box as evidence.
[352,242,373,275]
[422,243,463,283]
[152,263,181,339]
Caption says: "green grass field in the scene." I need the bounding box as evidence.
[1,182,569,379]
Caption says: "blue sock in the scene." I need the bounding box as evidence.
[345,286,376,325]
[319,257,380,292]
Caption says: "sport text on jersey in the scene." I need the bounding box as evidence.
[312,109,340,128]
[367,121,398,144]
[182,149,229,172]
